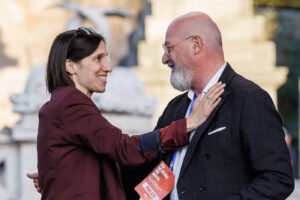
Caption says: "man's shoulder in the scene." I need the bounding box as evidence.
[166,92,189,107]
[223,64,267,97]
[231,73,267,97]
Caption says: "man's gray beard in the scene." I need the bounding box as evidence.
[170,63,192,91]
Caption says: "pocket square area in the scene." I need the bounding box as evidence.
[207,127,226,135]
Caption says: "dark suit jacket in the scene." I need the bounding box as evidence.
[37,86,188,200]
[157,64,294,199]
[123,64,294,200]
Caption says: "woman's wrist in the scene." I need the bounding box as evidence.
[159,119,189,151]
[186,116,204,132]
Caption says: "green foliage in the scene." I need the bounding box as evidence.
[254,0,300,8]
[257,7,300,152]
[260,8,279,40]
[274,9,300,146]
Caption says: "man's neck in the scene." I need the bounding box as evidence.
[191,72,215,95]
[192,62,226,96]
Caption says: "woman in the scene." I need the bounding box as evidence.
[31,27,224,200]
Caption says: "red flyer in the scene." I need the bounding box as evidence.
[134,161,175,200]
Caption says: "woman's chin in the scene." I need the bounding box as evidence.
[96,88,106,93]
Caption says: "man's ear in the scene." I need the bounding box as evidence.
[192,36,203,55]
[65,59,76,75]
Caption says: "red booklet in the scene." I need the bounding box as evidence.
[134,161,175,200]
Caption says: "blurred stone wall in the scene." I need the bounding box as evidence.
[0,0,143,130]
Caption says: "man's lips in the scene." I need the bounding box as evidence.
[167,61,174,68]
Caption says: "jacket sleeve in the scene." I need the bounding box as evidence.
[140,118,188,152]
[223,89,294,200]
[61,91,189,166]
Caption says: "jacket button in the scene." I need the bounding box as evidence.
[200,186,207,191]
[204,153,210,160]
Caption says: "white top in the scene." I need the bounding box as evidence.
[170,63,226,200]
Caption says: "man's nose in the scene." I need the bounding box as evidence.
[162,52,169,65]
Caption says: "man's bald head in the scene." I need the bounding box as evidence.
[167,12,223,49]
[162,12,225,93]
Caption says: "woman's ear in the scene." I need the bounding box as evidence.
[66,59,76,75]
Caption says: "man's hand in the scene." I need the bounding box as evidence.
[27,172,42,193]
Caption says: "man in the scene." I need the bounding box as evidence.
[123,11,294,200]
[158,11,294,199]
[29,11,294,199]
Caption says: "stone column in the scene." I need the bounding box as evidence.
[0,134,18,200]
[11,116,40,200]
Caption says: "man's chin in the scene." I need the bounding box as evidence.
[170,82,189,91]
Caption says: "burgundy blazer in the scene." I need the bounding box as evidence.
[37,86,188,200]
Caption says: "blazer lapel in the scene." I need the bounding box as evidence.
[178,63,236,179]
[164,94,191,166]
[173,95,191,121]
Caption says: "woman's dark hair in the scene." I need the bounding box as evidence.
[46,27,105,93]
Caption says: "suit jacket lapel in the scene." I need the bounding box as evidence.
[164,94,191,166]
[173,95,190,122]
[178,63,236,179]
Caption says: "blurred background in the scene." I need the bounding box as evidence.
[0,0,299,199]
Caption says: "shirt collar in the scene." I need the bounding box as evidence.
[187,90,195,101]
[187,62,227,100]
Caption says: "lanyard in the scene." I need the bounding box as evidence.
[169,94,197,171]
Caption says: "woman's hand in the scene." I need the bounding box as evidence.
[27,172,42,193]
[186,82,225,132]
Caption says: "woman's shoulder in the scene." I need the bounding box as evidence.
[39,87,73,113]
[52,86,78,98]
[39,86,98,124]
[48,86,92,109]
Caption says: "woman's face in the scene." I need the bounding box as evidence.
[69,41,112,97]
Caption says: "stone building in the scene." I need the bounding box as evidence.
[0,0,295,199]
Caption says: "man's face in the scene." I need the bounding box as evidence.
[162,31,193,91]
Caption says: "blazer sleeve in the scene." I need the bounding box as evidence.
[224,89,294,200]
[60,91,189,166]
